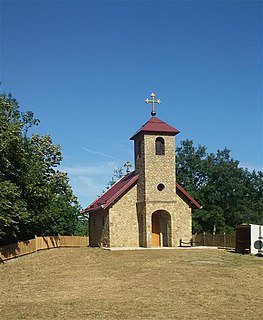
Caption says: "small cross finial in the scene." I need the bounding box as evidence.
[124,161,132,173]
[145,92,161,116]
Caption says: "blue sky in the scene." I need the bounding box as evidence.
[1,0,262,208]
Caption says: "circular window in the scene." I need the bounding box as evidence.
[157,183,165,191]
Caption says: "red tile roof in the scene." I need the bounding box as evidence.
[130,116,180,140]
[82,171,201,213]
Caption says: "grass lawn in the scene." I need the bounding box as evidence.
[0,247,262,319]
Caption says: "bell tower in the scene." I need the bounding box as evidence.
[130,93,180,247]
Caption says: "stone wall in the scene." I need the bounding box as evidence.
[132,131,192,248]
[172,195,192,246]
[109,184,139,247]
[88,128,192,248]
[135,133,177,203]
[89,210,110,247]
[144,134,176,201]
[134,134,145,203]
[136,202,146,247]
[143,199,192,247]
[89,187,192,248]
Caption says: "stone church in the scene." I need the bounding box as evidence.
[82,93,201,248]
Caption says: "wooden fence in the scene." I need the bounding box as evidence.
[0,236,89,262]
[192,233,235,248]
[1,234,236,261]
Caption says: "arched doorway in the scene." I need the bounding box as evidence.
[151,210,171,247]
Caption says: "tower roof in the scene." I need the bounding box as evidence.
[130,116,180,140]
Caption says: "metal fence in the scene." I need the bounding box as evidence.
[0,236,89,261]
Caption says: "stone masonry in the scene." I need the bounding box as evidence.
[133,129,192,247]
[84,115,200,248]
[109,184,139,247]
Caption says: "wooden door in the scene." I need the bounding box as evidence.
[151,213,160,246]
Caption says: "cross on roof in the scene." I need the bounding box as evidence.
[145,92,161,116]
[124,161,132,173]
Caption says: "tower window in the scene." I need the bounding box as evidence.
[155,137,165,155]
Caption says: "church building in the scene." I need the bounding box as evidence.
[82,93,201,248]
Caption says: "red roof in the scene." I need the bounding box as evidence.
[176,183,202,209]
[130,116,180,140]
[82,171,201,213]
[81,171,139,213]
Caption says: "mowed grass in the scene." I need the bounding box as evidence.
[0,248,263,320]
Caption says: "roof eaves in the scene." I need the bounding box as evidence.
[130,130,179,140]
[81,205,103,214]
[176,182,202,209]
[130,116,180,140]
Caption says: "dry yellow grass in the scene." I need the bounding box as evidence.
[0,247,262,319]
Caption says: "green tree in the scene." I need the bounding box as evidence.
[0,91,80,244]
[0,93,31,242]
[176,140,263,234]
[0,181,28,241]
[176,139,207,192]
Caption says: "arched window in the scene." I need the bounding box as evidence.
[155,137,165,155]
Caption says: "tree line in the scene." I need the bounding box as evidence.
[0,92,86,245]
[1,91,262,244]
[107,141,263,235]
[176,140,263,234]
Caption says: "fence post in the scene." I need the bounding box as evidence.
[223,232,226,248]
[203,232,206,246]
[35,235,37,252]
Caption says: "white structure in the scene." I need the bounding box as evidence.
[236,224,263,255]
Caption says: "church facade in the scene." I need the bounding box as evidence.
[82,94,201,248]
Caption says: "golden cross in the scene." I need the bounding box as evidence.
[145,92,161,116]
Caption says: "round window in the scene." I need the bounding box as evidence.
[157,183,165,191]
